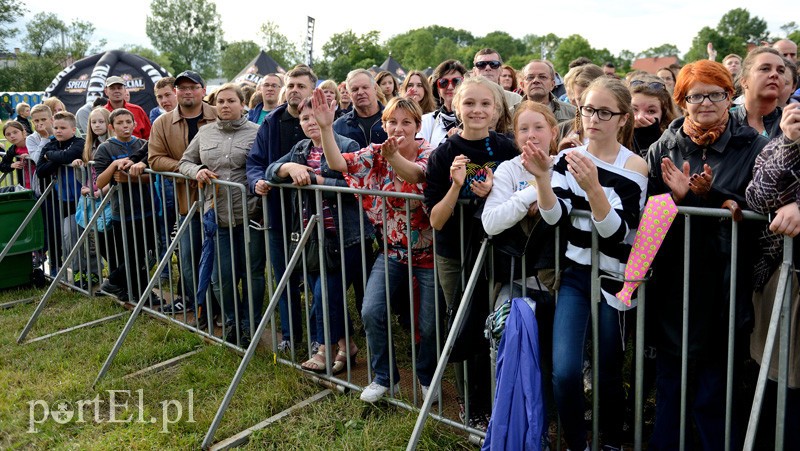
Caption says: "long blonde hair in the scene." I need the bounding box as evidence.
[83,107,111,162]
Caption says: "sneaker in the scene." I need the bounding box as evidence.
[161,298,193,314]
[420,384,439,404]
[87,273,100,287]
[360,382,400,403]
[277,340,292,352]
[602,446,622,451]
[73,271,85,287]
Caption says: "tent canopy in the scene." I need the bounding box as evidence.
[379,56,406,80]
[232,51,286,87]
[44,50,170,114]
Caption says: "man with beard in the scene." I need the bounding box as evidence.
[246,65,316,352]
[148,71,218,320]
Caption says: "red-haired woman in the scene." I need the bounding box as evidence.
[646,60,769,449]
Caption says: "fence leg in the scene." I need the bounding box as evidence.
[744,238,793,449]
[200,215,319,450]
[17,186,118,343]
[92,201,199,387]
[406,239,489,451]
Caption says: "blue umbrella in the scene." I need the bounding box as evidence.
[195,207,217,307]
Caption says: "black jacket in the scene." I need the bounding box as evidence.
[729,104,782,140]
[645,117,769,359]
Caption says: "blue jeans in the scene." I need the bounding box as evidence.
[311,244,360,346]
[155,177,176,278]
[268,228,303,343]
[211,225,266,331]
[361,255,437,387]
[178,214,202,305]
[649,352,732,450]
[552,266,626,449]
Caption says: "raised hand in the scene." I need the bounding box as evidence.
[566,150,600,193]
[311,88,336,129]
[661,158,690,202]
[520,139,551,178]
[688,163,713,196]
[450,154,469,187]
[470,167,493,198]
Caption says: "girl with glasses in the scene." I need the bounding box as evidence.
[419,59,467,148]
[646,59,769,449]
[523,76,648,451]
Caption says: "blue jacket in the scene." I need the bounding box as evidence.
[483,298,546,451]
[247,102,265,124]
[332,104,388,148]
[246,102,292,229]
[264,133,373,247]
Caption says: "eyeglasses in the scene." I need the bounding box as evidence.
[474,60,502,70]
[579,106,624,121]
[684,91,728,104]
[437,77,463,89]
[176,85,203,92]
[630,80,666,91]
[524,74,551,82]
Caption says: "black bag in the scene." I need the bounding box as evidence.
[288,230,340,274]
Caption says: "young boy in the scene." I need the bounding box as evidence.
[15,102,33,134]
[35,112,98,285]
[26,104,54,166]
[95,108,159,306]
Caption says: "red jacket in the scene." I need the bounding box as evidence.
[105,101,152,140]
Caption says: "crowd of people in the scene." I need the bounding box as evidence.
[1,38,799,449]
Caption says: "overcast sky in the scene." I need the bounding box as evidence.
[8,1,795,63]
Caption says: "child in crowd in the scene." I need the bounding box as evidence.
[15,102,33,134]
[35,111,98,285]
[72,107,114,290]
[26,104,54,171]
[1,120,35,189]
[94,108,159,306]
[424,76,519,430]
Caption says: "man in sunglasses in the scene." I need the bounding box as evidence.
[473,48,522,109]
[521,59,577,123]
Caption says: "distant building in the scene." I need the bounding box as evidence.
[631,56,679,74]
[0,48,21,69]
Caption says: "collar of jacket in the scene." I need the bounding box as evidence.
[344,102,385,124]
[216,114,249,131]
[170,102,218,125]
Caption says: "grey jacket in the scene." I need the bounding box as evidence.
[179,115,259,227]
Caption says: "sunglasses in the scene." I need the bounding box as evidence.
[474,60,502,70]
[630,80,666,91]
[437,77,463,89]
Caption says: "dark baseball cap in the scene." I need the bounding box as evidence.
[174,70,205,88]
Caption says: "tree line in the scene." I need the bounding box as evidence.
[1,0,798,92]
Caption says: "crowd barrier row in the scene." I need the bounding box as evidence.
[0,161,794,450]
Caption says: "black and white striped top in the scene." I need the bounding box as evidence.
[540,145,648,311]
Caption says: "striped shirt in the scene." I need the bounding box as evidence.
[540,145,647,310]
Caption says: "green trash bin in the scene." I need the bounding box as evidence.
[0,189,44,289]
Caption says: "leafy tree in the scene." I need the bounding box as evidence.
[639,44,680,59]
[684,8,768,63]
[22,13,104,66]
[121,44,174,75]
[0,0,26,52]
[781,22,798,36]
[315,30,384,81]
[146,0,223,79]
[789,31,800,47]
[553,35,595,75]
[473,31,525,61]
[520,33,562,60]
[220,40,260,80]
[386,26,475,70]
[616,50,636,73]
[259,21,302,69]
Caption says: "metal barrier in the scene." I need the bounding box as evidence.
[8,161,797,450]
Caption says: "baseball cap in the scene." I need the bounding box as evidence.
[174,70,206,88]
[105,76,126,87]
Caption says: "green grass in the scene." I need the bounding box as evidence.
[0,286,468,450]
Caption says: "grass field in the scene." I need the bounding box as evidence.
[0,286,470,450]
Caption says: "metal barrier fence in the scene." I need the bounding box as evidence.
[1,162,795,450]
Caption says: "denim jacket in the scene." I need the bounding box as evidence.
[265,133,374,247]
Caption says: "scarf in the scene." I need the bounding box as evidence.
[682,110,728,147]
[433,106,458,132]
